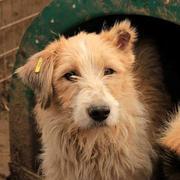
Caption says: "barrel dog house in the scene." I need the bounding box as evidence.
[9,0,180,179]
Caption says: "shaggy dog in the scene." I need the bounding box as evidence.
[17,20,171,180]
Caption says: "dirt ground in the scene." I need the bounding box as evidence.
[0,111,10,180]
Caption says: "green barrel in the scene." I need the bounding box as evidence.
[9,0,180,179]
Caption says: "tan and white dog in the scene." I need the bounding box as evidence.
[17,20,171,180]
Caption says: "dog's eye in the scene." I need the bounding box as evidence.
[104,68,116,76]
[64,71,77,81]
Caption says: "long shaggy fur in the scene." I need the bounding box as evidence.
[17,20,171,180]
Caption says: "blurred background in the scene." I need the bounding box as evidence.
[0,1,51,179]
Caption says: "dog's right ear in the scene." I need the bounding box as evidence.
[16,49,55,109]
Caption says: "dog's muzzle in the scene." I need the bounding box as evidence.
[87,105,110,122]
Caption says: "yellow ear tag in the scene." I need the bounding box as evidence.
[35,57,43,73]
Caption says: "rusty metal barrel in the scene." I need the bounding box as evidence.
[9,0,180,179]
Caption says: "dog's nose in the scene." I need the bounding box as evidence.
[87,106,110,122]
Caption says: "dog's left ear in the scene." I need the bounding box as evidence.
[101,20,137,51]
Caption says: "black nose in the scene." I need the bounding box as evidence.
[87,106,110,122]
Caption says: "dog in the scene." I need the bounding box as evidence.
[17,20,171,180]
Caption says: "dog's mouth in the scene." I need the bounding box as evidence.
[89,121,107,129]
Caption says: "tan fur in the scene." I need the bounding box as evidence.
[161,106,180,154]
[17,20,170,180]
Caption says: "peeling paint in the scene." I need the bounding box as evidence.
[50,19,55,23]
[72,4,76,9]
[35,39,39,44]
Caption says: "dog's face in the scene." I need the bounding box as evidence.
[18,20,140,129]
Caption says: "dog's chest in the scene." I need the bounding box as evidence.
[43,138,152,180]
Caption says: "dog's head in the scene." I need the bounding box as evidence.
[17,20,142,129]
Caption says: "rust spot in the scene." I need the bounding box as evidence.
[164,0,170,5]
